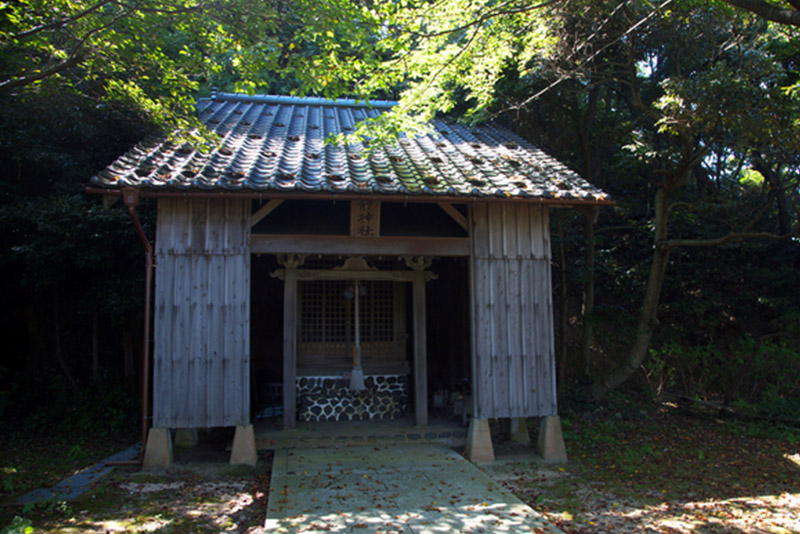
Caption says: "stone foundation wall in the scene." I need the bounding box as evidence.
[297,375,409,422]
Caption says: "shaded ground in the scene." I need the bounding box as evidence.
[1,428,273,533]
[2,404,799,533]
[0,427,137,507]
[489,404,800,533]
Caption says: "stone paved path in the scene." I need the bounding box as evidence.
[12,444,139,505]
[265,443,561,533]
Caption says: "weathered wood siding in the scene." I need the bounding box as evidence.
[153,198,251,428]
[470,203,557,419]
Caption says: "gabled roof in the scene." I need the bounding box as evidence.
[91,92,610,204]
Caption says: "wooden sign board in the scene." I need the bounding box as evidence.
[350,200,381,238]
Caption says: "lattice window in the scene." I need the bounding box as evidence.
[299,280,396,363]
[299,280,348,358]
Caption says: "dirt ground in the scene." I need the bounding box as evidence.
[491,407,800,533]
[1,427,273,533]
[1,407,798,533]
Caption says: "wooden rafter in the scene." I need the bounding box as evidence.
[437,202,468,231]
[251,199,284,227]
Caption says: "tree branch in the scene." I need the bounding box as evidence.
[722,0,800,27]
[8,0,225,42]
[667,201,694,214]
[596,224,643,234]
[666,146,710,192]
[0,52,87,95]
[512,0,676,110]
[663,230,790,250]
[410,19,484,104]
[9,1,114,40]
[410,0,563,39]
[114,0,223,15]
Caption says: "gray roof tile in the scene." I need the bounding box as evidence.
[92,92,609,203]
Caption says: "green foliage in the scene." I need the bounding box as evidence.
[1,469,16,494]
[644,336,800,406]
[0,367,13,420]
[14,378,139,435]
[0,85,153,405]
[0,0,797,411]
[20,500,70,518]
[739,169,765,187]
[0,517,32,534]
[0,0,288,133]
[722,419,800,442]
[758,395,800,420]
[63,383,139,434]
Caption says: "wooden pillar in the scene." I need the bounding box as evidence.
[412,270,428,426]
[282,263,298,429]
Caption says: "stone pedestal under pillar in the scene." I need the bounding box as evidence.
[465,418,494,464]
[230,425,257,466]
[143,427,173,470]
[537,416,567,463]
[509,417,531,443]
[174,428,198,448]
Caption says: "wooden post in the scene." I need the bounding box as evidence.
[412,269,428,426]
[283,263,298,429]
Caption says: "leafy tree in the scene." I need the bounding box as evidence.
[298,0,800,397]
[0,88,148,400]
[2,0,798,408]
[722,0,800,27]
[569,4,800,397]
[0,0,404,131]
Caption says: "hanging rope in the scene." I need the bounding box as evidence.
[350,279,366,391]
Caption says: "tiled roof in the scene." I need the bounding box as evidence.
[91,92,609,203]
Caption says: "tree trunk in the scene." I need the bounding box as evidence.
[23,296,44,372]
[92,310,100,383]
[576,85,599,184]
[753,157,792,236]
[122,323,135,383]
[122,309,140,388]
[556,212,569,389]
[579,207,599,377]
[53,287,79,392]
[591,188,672,399]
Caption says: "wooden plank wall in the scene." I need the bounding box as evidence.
[470,202,557,419]
[153,198,251,428]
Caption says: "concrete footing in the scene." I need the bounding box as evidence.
[174,428,198,448]
[230,424,257,466]
[143,427,173,470]
[537,416,567,463]
[509,418,530,443]
[464,418,494,464]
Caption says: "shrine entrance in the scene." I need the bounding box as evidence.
[248,197,470,429]
[293,260,411,423]
[271,255,435,428]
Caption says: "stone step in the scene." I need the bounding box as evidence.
[256,428,467,450]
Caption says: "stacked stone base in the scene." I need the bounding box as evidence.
[297,375,409,422]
